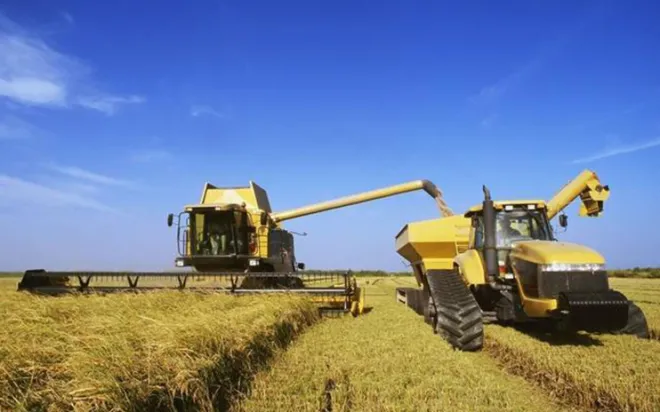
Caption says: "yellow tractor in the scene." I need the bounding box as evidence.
[395,169,649,350]
[18,178,452,316]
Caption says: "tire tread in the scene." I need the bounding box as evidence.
[426,269,484,351]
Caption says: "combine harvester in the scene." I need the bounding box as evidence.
[18,178,453,316]
[395,169,649,350]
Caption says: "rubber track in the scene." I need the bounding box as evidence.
[613,302,650,339]
[427,269,484,351]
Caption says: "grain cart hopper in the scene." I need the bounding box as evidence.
[18,178,453,316]
[395,169,649,351]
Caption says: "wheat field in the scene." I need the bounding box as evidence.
[1,274,659,412]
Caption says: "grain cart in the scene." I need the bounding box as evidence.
[395,169,649,350]
[18,179,453,316]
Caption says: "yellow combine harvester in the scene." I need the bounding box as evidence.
[395,169,649,350]
[18,178,452,316]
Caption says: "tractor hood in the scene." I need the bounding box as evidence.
[509,240,605,266]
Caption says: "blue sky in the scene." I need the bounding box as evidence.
[1,0,659,272]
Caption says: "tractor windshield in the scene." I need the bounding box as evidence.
[474,208,554,250]
[495,209,553,247]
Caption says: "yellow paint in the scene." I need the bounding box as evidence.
[395,168,612,321]
[547,169,609,219]
[178,178,460,271]
[199,181,272,212]
[512,272,558,317]
[509,241,605,265]
[454,249,487,285]
[172,178,470,318]
[271,179,454,222]
[465,200,547,216]
[395,215,471,270]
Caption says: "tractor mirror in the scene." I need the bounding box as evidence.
[167,213,174,227]
[559,214,568,228]
[297,262,305,270]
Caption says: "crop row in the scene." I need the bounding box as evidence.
[484,323,660,412]
[0,289,319,411]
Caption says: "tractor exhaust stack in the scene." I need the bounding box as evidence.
[482,185,499,284]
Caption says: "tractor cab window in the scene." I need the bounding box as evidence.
[473,216,485,249]
[496,209,553,248]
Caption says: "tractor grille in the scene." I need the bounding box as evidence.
[538,270,609,299]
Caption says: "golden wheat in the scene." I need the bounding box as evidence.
[0,285,319,411]
[235,278,577,412]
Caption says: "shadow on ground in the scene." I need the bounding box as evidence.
[509,322,604,346]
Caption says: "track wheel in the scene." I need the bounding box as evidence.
[613,302,650,339]
[427,269,483,351]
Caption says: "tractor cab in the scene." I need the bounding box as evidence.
[466,200,558,276]
[470,202,556,246]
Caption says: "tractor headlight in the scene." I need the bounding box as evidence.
[539,263,605,272]
[175,259,184,267]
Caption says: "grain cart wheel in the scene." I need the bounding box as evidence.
[423,294,436,327]
[426,269,483,351]
[409,289,424,316]
[397,288,423,315]
[613,302,650,339]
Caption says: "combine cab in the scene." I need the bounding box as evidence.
[18,178,453,317]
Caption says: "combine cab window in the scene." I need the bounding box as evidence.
[191,210,251,256]
[268,229,294,262]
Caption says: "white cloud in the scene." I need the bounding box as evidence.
[0,115,39,139]
[0,174,116,213]
[467,10,600,106]
[64,182,98,194]
[76,95,145,115]
[571,136,660,164]
[129,149,172,163]
[0,77,67,106]
[469,57,543,105]
[190,104,223,118]
[48,164,134,187]
[0,13,144,114]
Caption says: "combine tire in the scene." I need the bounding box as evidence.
[614,302,650,339]
[426,269,483,351]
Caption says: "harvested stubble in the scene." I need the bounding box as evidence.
[235,277,576,412]
[0,287,319,411]
[610,278,660,302]
[634,303,660,339]
[484,324,660,412]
